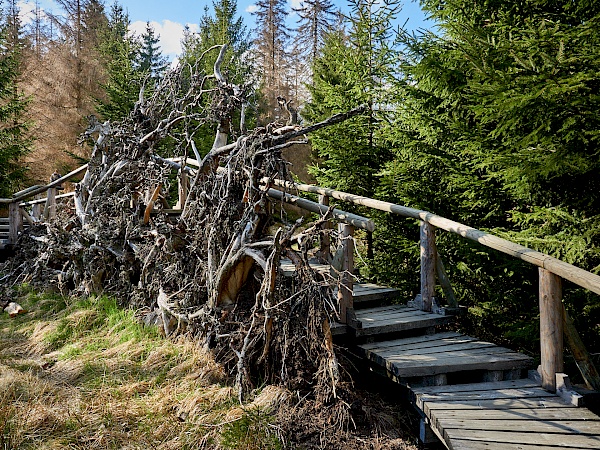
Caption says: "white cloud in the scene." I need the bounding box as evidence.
[245,4,258,14]
[289,0,302,9]
[130,20,199,59]
[17,1,37,26]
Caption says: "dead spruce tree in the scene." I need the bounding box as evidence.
[1,45,366,410]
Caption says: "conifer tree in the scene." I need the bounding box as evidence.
[96,2,144,121]
[303,0,399,197]
[179,0,252,154]
[293,0,337,62]
[0,27,32,196]
[252,0,291,121]
[139,22,168,79]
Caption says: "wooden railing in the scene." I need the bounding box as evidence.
[271,180,600,393]
[3,159,599,393]
[0,165,87,245]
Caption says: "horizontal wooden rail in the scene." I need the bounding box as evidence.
[273,180,600,296]
[20,192,75,207]
[267,188,374,232]
[0,164,88,204]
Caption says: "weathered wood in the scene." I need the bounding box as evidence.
[318,194,331,262]
[338,223,354,324]
[0,164,88,204]
[539,268,563,392]
[412,378,540,395]
[420,221,436,312]
[443,429,600,449]
[143,184,162,225]
[267,188,374,231]
[20,192,75,207]
[44,187,57,220]
[382,348,532,378]
[271,180,600,296]
[563,307,600,391]
[177,169,189,209]
[437,419,600,434]
[435,255,457,307]
[424,396,574,412]
[354,308,452,336]
[8,202,23,245]
[31,194,42,220]
[555,373,584,406]
[20,207,35,226]
[430,407,599,421]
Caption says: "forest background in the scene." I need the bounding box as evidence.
[1,0,599,370]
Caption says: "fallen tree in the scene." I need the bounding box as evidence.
[0,45,366,420]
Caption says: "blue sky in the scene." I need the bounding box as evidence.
[19,0,432,59]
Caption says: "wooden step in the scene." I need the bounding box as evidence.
[358,331,532,380]
[280,258,401,309]
[353,305,453,337]
[413,378,600,449]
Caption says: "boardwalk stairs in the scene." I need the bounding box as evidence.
[296,267,600,449]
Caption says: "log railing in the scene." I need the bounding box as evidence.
[3,159,599,393]
[271,179,600,393]
[0,166,85,245]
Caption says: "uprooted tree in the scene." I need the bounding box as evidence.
[0,45,366,412]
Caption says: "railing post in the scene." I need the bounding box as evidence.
[8,201,23,245]
[338,223,354,324]
[420,221,437,312]
[44,187,57,220]
[539,267,563,392]
[177,169,188,209]
[31,194,42,221]
[319,194,331,262]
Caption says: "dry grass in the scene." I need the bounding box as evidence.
[0,288,251,449]
[0,287,419,449]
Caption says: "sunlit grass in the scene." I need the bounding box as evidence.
[0,287,280,449]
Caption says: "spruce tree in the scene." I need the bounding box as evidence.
[96,2,144,122]
[293,0,337,62]
[252,0,291,121]
[379,0,600,352]
[139,22,168,79]
[0,28,32,196]
[303,0,399,198]
[179,0,252,155]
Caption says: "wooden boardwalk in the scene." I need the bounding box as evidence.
[325,280,600,449]
[414,378,600,449]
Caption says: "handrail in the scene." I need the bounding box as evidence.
[273,180,600,296]
[0,164,88,204]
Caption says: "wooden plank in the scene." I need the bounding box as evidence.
[424,397,573,412]
[385,349,532,378]
[429,407,599,421]
[417,387,557,408]
[443,429,600,448]
[539,267,563,392]
[358,310,439,322]
[438,419,600,434]
[449,440,595,450]
[361,331,465,351]
[356,315,452,336]
[412,378,540,395]
[355,304,418,315]
[363,335,476,354]
[375,340,496,358]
